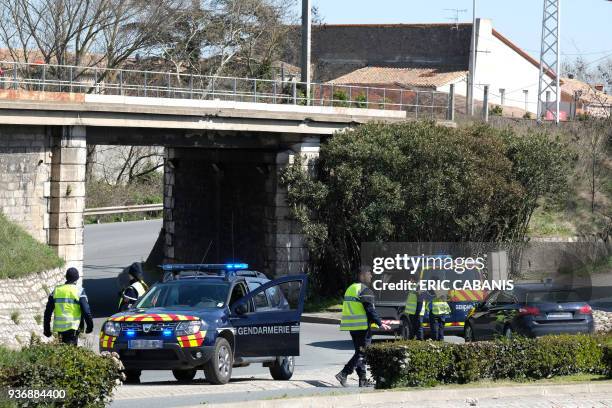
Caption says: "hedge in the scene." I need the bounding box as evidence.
[0,340,123,407]
[365,334,610,389]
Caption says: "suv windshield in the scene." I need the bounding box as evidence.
[136,281,230,309]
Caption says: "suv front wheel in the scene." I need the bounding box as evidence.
[269,356,294,380]
[204,337,233,384]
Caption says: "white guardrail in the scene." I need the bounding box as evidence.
[83,204,163,216]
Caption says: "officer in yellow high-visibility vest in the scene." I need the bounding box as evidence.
[336,266,391,388]
[118,262,148,312]
[405,290,426,340]
[43,268,94,345]
[426,293,452,341]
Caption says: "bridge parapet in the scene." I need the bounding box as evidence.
[0,60,452,121]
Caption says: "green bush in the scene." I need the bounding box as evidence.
[332,90,350,107]
[366,334,606,389]
[281,121,570,294]
[490,105,503,116]
[0,341,122,407]
[604,346,612,378]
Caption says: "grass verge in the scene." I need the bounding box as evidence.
[0,213,64,279]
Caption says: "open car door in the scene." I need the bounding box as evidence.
[230,275,307,358]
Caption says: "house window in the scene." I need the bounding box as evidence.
[499,89,506,106]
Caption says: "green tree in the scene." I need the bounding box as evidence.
[281,121,570,294]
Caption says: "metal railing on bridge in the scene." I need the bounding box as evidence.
[0,61,453,120]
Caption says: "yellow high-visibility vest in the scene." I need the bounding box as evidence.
[340,283,369,331]
[52,284,82,332]
[405,292,425,316]
[427,299,452,316]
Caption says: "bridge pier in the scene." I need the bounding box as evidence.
[163,138,319,276]
[0,124,85,274]
[48,126,86,273]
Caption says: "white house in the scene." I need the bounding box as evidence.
[304,19,555,117]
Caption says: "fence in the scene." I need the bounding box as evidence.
[0,61,452,120]
[83,204,163,217]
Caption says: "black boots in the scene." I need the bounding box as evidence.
[358,377,374,387]
[335,371,348,387]
[336,371,374,387]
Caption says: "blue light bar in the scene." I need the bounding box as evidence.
[161,263,249,271]
[162,329,172,337]
[226,263,249,270]
[126,329,136,337]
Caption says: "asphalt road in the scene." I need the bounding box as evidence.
[82,220,461,407]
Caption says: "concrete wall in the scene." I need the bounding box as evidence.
[0,267,64,349]
[0,125,51,242]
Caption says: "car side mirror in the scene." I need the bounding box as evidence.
[234,303,248,316]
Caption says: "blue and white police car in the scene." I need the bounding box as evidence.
[99,264,307,384]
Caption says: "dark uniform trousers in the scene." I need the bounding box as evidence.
[59,329,79,345]
[341,329,372,378]
[410,301,425,340]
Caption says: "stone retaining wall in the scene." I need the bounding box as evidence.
[0,267,64,349]
[594,310,612,333]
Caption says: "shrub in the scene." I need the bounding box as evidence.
[332,90,350,107]
[0,341,123,407]
[281,121,571,294]
[353,93,368,108]
[490,105,503,116]
[366,334,606,389]
[604,346,612,378]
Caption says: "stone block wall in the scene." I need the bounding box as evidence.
[0,125,52,243]
[0,268,64,349]
[49,126,86,273]
[164,140,320,277]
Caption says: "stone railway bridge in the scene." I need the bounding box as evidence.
[0,73,447,278]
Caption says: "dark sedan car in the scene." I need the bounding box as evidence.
[464,284,594,341]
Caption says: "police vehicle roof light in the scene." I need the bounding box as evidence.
[161,263,249,271]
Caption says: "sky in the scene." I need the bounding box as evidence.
[297,0,612,65]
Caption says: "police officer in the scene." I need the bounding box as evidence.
[43,267,94,345]
[336,266,391,388]
[118,262,148,312]
[427,292,451,341]
[405,289,426,340]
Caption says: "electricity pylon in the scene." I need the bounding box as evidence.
[537,0,561,123]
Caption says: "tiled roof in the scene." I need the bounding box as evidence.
[561,77,612,106]
[328,66,467,89]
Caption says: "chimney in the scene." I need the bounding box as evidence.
[594,84,605,92]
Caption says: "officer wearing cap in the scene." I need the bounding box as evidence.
[43,267,94,345]
[118,262,148,311]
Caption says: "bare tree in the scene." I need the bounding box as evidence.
[89,145,164,185]
[0,0,171,69]
[148,0,296,78]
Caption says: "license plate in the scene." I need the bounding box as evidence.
[128,340,163,349]
[547,312,572,319]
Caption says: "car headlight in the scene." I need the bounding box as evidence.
[175,320,203,336]
[103,321,121,337]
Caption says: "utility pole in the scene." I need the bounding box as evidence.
[537,0,561,123]
[468,0,477,116]
[301,0,312,106]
